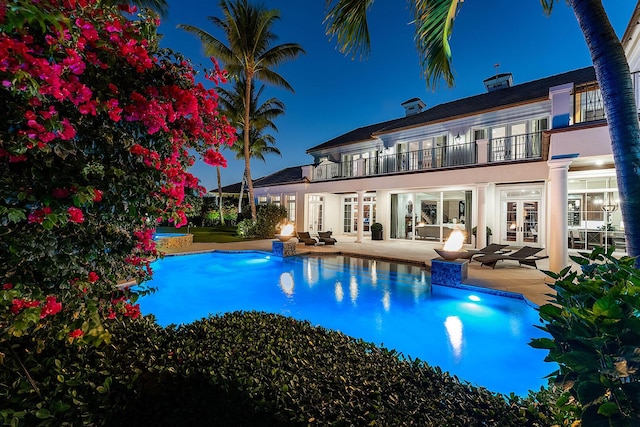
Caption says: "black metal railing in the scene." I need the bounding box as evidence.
[488,132,543,163]
[312,132,543,181]
[313,142,477,181]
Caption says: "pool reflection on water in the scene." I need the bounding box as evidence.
[138,251,552,396]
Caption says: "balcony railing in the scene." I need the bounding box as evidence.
[489,132,543,163]
[312,132,544,181]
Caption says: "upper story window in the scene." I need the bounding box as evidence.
[473,129,487,141]
[573,82,605,124]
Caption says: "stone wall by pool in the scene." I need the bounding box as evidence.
[155,233,193,249]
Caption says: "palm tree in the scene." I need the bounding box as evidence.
[179,0,304,220]
[217,77,284,214]
[324,0,640,263]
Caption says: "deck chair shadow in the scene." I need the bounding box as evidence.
[296,231,317,246]
[455,243,510,261]
[318,231,337,245]
[475,246,548,269]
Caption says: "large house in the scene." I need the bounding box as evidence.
[216,5,640,272]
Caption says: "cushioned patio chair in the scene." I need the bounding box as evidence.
[318,231,337,245]
[475,246,548,269]
[296,231,317,246]
[455,243,510,261]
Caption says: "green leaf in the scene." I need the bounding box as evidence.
[576,381,606,405]
[35,409,51,419]
[597,401,619,417]
[529,337,555,349]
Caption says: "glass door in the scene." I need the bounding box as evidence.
[308,196,324,232]
[501,200,540,246]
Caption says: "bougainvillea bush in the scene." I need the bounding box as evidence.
[0,0,234,421]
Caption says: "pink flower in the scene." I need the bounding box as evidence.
[28,207,52,224]
[87,271,99,283]
[52,188,71,198]
[93,188,103,202]
[68,207,84,223]
[69,329,84,338]
[123,303,141,319]
[2,283,13,290]
[40,296,62,318]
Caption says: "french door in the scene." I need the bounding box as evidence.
[501,200,540,247]
[308,196,324,232]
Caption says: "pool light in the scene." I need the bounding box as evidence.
[468,295,481,302]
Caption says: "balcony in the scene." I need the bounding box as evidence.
[489,132,543,162]
[312,132,544,181]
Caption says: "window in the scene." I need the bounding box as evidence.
[473,129,487,140]
[286,195,295,222]
[257,196,267,205]
[270,195,281,206]
[573,82,605,123]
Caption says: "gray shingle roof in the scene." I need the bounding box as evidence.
[210,165,308,194]
[307,67,596,153]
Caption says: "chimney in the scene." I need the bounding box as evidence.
[401,98,426,117]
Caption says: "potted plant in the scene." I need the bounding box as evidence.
[371,222,383,240]
[472,226,492,246]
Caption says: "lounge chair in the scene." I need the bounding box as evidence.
[475,246,548,269]
[318,231,337,245]
[455,243,510,261]
[296,231,317,246]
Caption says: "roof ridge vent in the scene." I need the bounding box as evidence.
[400,97,426,116]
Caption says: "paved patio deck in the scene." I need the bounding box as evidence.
[161,237,562,307]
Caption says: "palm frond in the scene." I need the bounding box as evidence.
[254,68,295,92]
[324,0,374,60]
[412,0,462,89]
[257,43,307,70]
[539,0,556,16]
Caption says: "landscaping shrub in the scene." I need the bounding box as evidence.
[236,204,287,238]
[118,312,562,426]
[2,311,560,426]
[531,247,640,426]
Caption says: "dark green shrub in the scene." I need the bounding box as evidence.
[2,311,559,426]
[238,204,287,238]
[531,247,640,426]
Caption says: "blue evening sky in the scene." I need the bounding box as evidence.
[157,0,635,191]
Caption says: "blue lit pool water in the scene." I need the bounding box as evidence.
[138,251,552,396]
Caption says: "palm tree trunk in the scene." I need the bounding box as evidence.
[570,0,640,264]
[238,172,245,214]
[216,165,224,226]
[244,74,257,220]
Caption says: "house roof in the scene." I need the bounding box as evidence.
[307,66,597,153]
[209,165,308,195]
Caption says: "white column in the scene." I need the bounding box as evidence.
[476,139,489,164]
[356,190,365,243]
[476,183,488,248]
[547,157,574,272]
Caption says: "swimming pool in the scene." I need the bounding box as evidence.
[138,251,552,396]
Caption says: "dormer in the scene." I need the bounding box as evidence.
[483,73,513,92]
[401,98,426,117]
